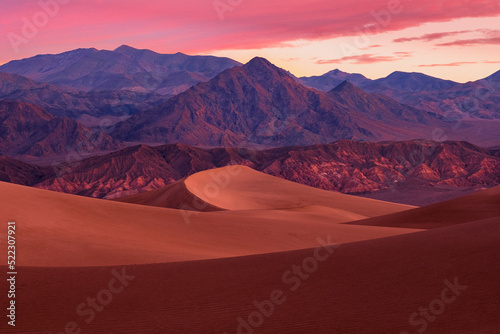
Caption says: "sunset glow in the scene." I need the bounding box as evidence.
[1,0,499,81]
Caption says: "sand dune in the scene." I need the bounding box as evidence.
[348,185,500,229]
[5,216,499,333]
[0,177,419,267]
[120,165,414,217]
[115,179,223,211]
[1,166,498,333]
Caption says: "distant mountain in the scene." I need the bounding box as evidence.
[400,70,500,119]
[112,57,444,146]
[299,70,457,94]
[0,100,121,158]
[485,69,500,82]
[0,72,168,120]
[0,46,241,95]
[1,140,496,205]
[328,81,430,124]
[299,69,370,92]
[360,71,459,97]
[303,69,500,119]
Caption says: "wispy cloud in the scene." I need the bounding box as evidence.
[393,51,413,56]
[394,30,476,43]
[360,44,383,50]
[316,52,410,65]
[436,37,500,47]
[418,61,478,67]
[3,0,500,56]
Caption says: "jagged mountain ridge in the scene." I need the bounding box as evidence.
[111,57,444,146]
[1,140,497,204]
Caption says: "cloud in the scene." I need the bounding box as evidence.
[2,0,500,59]
[418,61,478,67]
[316,53,410,65]
[360,44,383,50]
[436,37,500,47]
[393,30,476,43]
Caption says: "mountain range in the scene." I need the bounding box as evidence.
[0,45,240,95]
[1,47,499,155]
[0,46,499,203]
[1,139,498,205]
[2,45,499,334]
[301,68,500,119]
[299,69,370,92]
[111,57,450,147]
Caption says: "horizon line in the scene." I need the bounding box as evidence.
[0,45,498,83]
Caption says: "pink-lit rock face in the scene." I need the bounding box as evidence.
[9,140,494,204]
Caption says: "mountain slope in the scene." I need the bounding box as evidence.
[302,69,500,119]
[360,70,500,119]
[299,68,370,91]
[399,71,500,119]
[0,156,54,185]
[112,57,445,146]
[328,80,431,124]
[0,46,241,94]
[34,144,215,198]
[0,100,120,158]
[0,71,168,119]
[361,71,459,96]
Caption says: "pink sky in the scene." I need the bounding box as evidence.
[1,0,499,82]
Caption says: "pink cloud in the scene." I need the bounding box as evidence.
[393,30,476,43]
[316,52,410,65]
[418,61,478,67]
[436,37,500,47]
[360,44,383,50]
[2,0,500,61]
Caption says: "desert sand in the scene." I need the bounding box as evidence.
[3,217,499,333]
[0,167,417,267]
[119,165,414,214]
[348,185,500,229]
[0,166,498,333]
